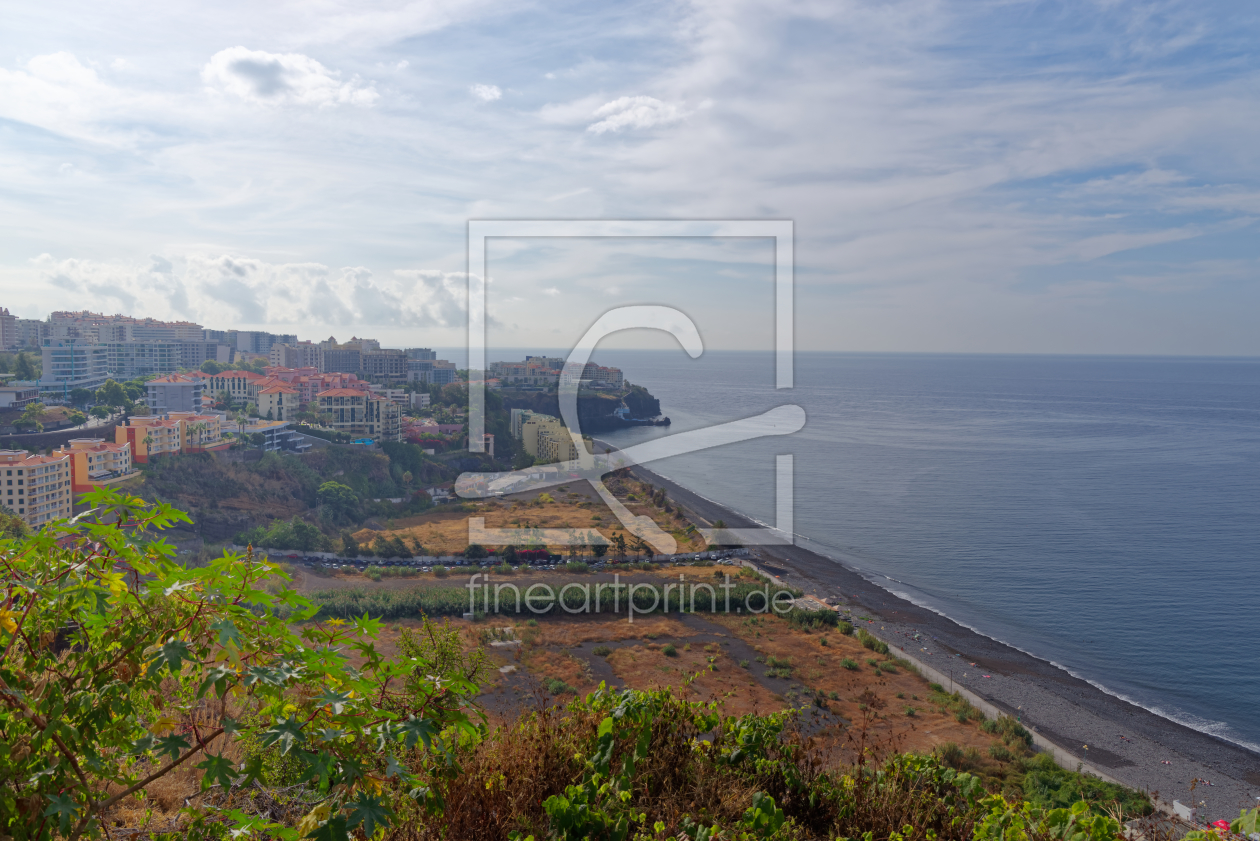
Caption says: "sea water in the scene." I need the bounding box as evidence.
[584,351,1260,753]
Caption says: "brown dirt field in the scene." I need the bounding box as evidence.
[457,607,1004,762]
[349,479,707,555]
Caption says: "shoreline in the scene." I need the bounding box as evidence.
[598,442,1260,821]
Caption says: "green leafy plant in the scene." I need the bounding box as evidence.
[0,489,482,840]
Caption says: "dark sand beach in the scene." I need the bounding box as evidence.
[609,453,1260,821]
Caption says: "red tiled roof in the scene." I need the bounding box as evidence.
[259,385,299,395]
[317,388,369,397]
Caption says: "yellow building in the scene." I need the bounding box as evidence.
[521,414,588,464]
[256,385,300,422]
[0,449,72,527]
[167,412,229,452]
[205,370,264,405]
[54,438,135,493]
[116,416,182,462]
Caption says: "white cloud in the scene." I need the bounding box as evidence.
[587,96,688,134]
[542,287,560,296]
[470,83,502,101]
[29,253,472,329]
[202,46,378,107]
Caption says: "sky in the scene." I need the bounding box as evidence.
[1,0,1258,354]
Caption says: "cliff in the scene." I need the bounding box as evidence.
[500,385,666,434]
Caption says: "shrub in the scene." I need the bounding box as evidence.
[544,677,576,695]
[433,564,450,578]
[565,561,589,573]
[592,645,612,657]
[662,644,678,657]
[493,562,514,574]
[841,658,859,670]
[0,489,479,840]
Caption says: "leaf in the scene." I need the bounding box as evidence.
[346,793,395,837]
[155,734,192,760]
[197,752,237,790]
[305,815,351,841]
[211,618,243,648]
[261,717,307,755]
[314,688,353,715]
[399,717,437,750]
[236,754,266,789]
[148,638,192,676]
[43,792,79,834]
[384,754,407,779]
[197,665,236,699]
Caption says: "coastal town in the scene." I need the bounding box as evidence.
[0,307,631,530]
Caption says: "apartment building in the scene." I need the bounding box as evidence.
[406,358,457,385]
[39,339,112,392]
[146,373,205,413]
[489,360,561,386]
[559,362,624,389]
[257,384,299,421]
[54,438,135,493]
[361,348,407,381]
[0,308,16,350]
[520,414,586,464]
[406,347,437,360]
[0,449,72,527]
[269,341,321,369]
[315,388,401,440]
[319,345,361,374]
[116,417,182,462]
[50,312,205,343]
[205,370,264,404]
[15,319,49,349]
[167,412,228,452]
[0,384,40,409]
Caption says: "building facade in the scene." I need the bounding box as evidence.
[54,438,135,493]
[146,374,205,413]
[269,341,321,369]
[0,449,72,527]
[39,339,111,393]
[257,384,299,421]
[315,388,401,440]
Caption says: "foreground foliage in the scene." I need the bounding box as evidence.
[0,490,480,840]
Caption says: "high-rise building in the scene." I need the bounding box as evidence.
[0,308,17,350]
[39,340,111,393]
[361,348,407,381]
[0,449,72,527]
[406,347,437,360]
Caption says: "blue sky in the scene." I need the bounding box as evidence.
[1,0,1258,353]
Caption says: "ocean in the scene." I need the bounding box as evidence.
[572,351,1260,753]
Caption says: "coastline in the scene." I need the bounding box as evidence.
[599,443,1260,821]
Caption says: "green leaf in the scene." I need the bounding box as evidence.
[211,618,243,647]
[43,792,79,834]
[299,751,338,790]
[261,716,307,755]
[314,688,353,714]
[306,815,351,841]
[346,793,395,837]
[197,752,236,790]
[149,639,192,676]
[155,734,192,760]
[237,754,266,789]
[197,665,236,699]
[384,754,406,779]
[399,717,437,749]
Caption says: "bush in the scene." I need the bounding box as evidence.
[841,658,859,670]
[0,490,479,840]
[434,564,450,578]
[544,677,576,695]
[857,629,889,655]
[565,561,589,573]
[464,543,489,559]
[662,643,678,657]
[593,645,612,657]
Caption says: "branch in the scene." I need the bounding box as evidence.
[93,726,225,814]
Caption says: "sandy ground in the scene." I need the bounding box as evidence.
[615,457,1260,821]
